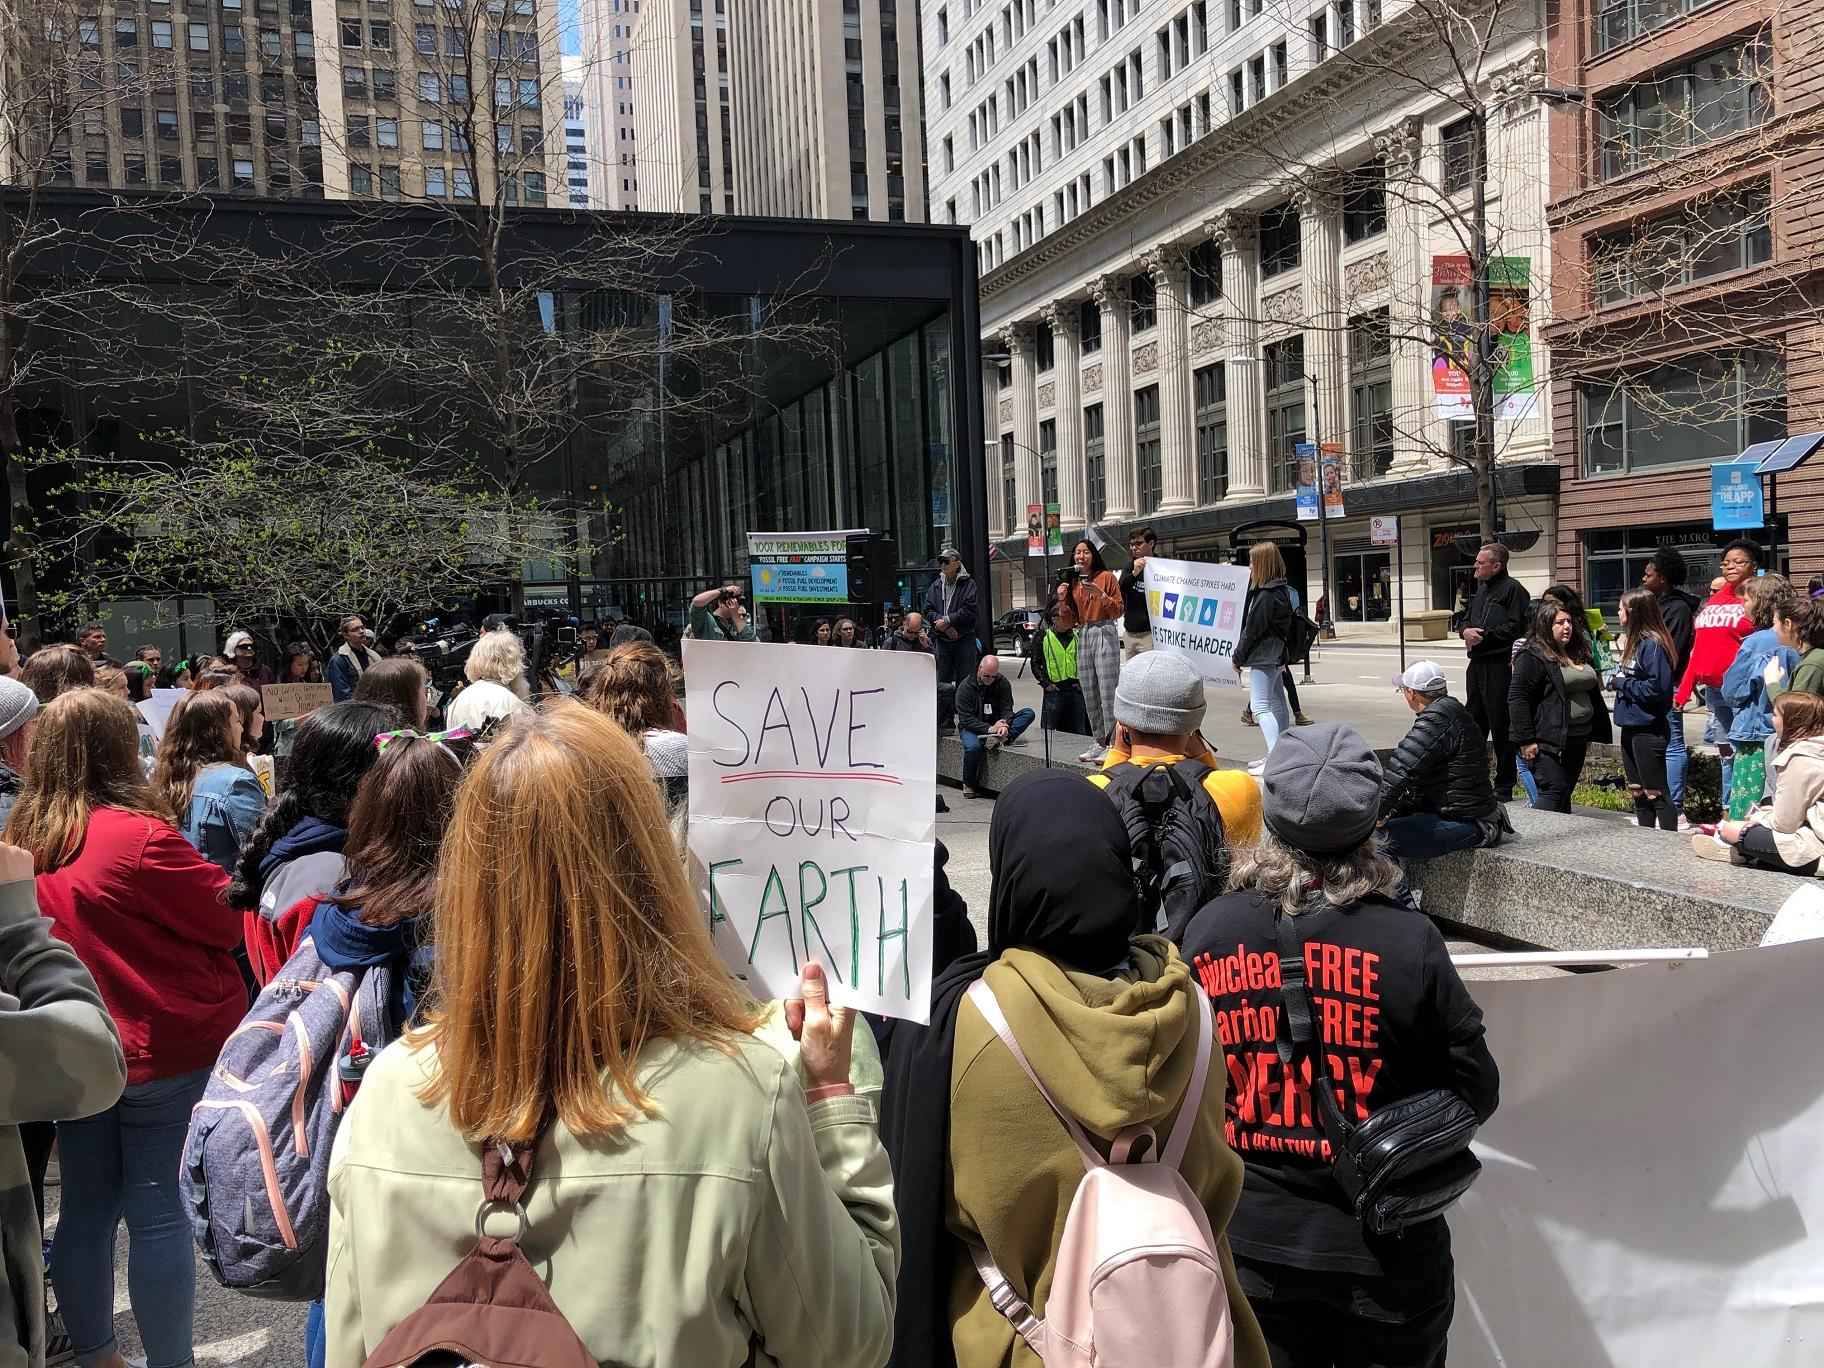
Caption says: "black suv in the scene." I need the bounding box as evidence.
[992,607,1045,657]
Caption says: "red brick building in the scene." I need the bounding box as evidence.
[1544,0,1824,606]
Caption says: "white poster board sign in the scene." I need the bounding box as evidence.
[135,688,188,745]
[1451,940,1824,1366]
[1144,556,1252,690]
[683,639,937,1021]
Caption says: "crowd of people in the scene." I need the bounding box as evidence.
[0,587,1512,1368]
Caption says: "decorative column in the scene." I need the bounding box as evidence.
[1092,273,1138,522]
[1292,179,1347,474]
[999,321,1041,521]
[984,353,1008,539]
[1208,210,1264,496]
[1040,298,1085,525]
[1145,245,1197,513]
[1490,53,1551,459]
[1375,116,1434,475]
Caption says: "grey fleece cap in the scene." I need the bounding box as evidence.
[1114,651,1207,735]
[0,676,37,743]
[1262,721,1383,854]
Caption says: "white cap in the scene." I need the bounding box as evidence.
[1393,661,1449,694]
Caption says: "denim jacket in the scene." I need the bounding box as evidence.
[1721,628,1799,745]
[179,763,269,875]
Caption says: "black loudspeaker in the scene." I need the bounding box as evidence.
[846,534,899,606]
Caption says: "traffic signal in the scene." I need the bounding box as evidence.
[846,534,899,605]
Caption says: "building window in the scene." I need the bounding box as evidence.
[1084,402,1107,520]
[1259,203,1301,276]
[1002,434,1018,534]
[1034,320,1054,372]
[1440,114,1482,192]
[1348,309,1393,480]
[422,120,443,149]
[340,16,362,45]
[1188,239,1222,307]
[1598,40,1771,181]
[1039,418,1059,508]
[1080,297,1102,353]
[350,163,373,195]
[1129,273,1156,331]
[1342,157,1386,242]
[1135,384,1162,512]
[1580,351,1784,477]
[1583,526,1729,617]
[1599,0,1717,53]
[1593,186,1773,304]
[1194,362,1227,503]
[189,22,210,49]
[426,166,447,196]
[231,158,255,189]
[1265,335,1307,492]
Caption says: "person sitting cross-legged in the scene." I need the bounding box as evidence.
[955,654,1034,799]
[1379,661,1511,909]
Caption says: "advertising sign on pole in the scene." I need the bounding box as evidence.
[1295,443,1320,522]
[1045,501,1064,556]
[1026,503,1045,557]
[683,640,937,1022]
[1144,556,1253,690]
[1431,255,1537,422]
[1711,462,1766,532]
[747,531,853,605]
[1370,515,1400,547]
[1321,442,1346,517]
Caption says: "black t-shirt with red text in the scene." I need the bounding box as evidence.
[1181,890,1500,1277]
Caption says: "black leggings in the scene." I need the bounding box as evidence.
[1530,738,1589,812]
[1739,823,1821,876]
[1620,722,1678,830]
[1282,667,1303,715]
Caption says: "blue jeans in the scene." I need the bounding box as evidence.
[1382,811,1487,862]
[53,1069,210,1368]
[1666,708,1688,810]
[933,633,979,689]
[1708,692,1736,807]
[961,708,1035,788]
[305,1300,326,1367]
[1516,753,1540,806]
[1249,665,1292,752]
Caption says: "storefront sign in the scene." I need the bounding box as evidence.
[1430,255,1537,423]
[1711,462,1765,532]
[1145,555,1252,690]
[684,640,936,1022]
[747,531,852,605]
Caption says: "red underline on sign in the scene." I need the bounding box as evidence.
[719,771,903,785]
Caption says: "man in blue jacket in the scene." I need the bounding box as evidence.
[922,547,980,689]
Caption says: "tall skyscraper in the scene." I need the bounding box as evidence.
[577,0,640,207]
[628,0,735,213]
[561,53,592,207]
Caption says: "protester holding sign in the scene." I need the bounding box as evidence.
[1067,539,1125,765]
[325,703,899,1368]
[881,768,1269,1368]
[1182,724,1499,1368]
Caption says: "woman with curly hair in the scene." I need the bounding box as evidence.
[585,641,687,803]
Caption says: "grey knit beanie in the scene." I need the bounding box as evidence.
[1113,651,1207,736]
[0,676,38,744]
[1262,721,1383,854]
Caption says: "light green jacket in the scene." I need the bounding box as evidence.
[325,1030,899,1368]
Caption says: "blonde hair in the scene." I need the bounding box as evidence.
[1228,829,1404,916]
[6,689,173,871]
[464,629,531,700]
[1743,573,1791,631]
[1248,541,1288,584]
[411,700,758,1143]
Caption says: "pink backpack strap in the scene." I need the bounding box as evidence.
[967,1239,1048,1355]
[967,979,1107,1170]
[1160,988,1215,1171]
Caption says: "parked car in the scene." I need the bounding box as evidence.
[992,607,1045,657]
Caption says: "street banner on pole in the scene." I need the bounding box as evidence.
[1451,940,1824,1366]
[1431,254,1537,422]
[1026,503,1045,557]
[1045,501,1064,556]
[1145,556,1252,690]
[1295,444,1320,522]
[747,531,853,605]
[1321,442,1346,517]
[683,640,937,1022]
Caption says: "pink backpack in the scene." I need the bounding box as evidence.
[966,979,1234,1368]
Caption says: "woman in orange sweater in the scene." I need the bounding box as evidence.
[1068,539,1125,765]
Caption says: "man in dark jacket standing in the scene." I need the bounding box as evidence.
[922,547,980,688]
[953,654,1034,797]
[1379,662,1509,866]
[1460,543,1529,793]
[1644,546,1701,818]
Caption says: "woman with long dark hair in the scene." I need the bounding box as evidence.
[279,642,318,684]
[1066,538,1124,764]
[1509,600,1611,811]
[1611,589,1679,830]
[153,690,268,874]
[229,700,395,984]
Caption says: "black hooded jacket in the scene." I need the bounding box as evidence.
[1379,694,1500,824]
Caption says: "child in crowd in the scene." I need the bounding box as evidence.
[1720,575,1798,818]
[1696,692,1824,876]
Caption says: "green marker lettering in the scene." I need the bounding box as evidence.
[749,864,800,972]
[878,875,911,999]
[831,865,867,987]
[707,859,743,934]
[798,861,843,984]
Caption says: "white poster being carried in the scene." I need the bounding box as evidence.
[683,639,937,1022]
[1144,556,1252,690]
[1451,940,1824,1366]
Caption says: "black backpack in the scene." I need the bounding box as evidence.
[1101,759,1230,943]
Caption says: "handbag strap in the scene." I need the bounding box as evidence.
[1273,909,1357,1156]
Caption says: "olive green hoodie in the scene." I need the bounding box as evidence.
[945,938,1268,1368]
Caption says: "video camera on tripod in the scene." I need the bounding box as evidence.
[409,613,583,697]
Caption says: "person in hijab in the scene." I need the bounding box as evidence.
[881,768,1268,1368]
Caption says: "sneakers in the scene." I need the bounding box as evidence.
[1691,834,1743,864]
[1240,709,1258,726]
[1246,758,1267,777]
[42,1308,73,1367]
[1077,745,1105,765]
[1676,815,1692,834]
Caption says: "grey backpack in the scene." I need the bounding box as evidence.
[181,932,398,1301]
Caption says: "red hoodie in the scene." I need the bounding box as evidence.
[1675,584,1751,708]
[36,806,243,1085]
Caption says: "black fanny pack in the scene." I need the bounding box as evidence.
[1274,908,1482,1235]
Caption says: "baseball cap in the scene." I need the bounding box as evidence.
[1392,661,1449,694]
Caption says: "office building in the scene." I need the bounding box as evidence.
[630,0,736,212]
[578,0,641,206]
[925,0,1560,620]
[562,54,592,207]
[1543,0,1820,602]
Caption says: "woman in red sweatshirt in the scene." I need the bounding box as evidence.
[1675,539,1762,799]
[4,687,241,1368]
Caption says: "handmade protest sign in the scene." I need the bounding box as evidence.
[683,639,937,1021]
[1145,555,1252,690]
[261,682,335,721]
